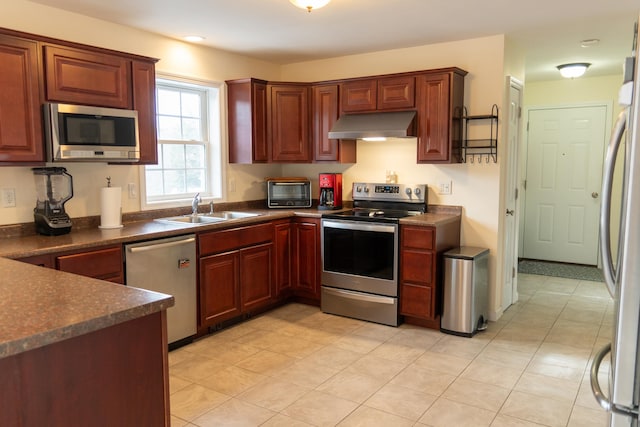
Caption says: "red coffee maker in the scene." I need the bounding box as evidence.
[318,173,342,210]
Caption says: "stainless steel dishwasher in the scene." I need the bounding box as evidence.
[125,234,197,347]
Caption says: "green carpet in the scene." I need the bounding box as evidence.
[518,259,604,282]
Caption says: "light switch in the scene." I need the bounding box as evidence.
[2,188,16,207]
[437,180,452,195]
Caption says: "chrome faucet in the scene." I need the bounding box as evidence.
[209,201,214,214]
[191,193,201,215]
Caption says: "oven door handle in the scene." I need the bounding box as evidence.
[322,219,396,234]
[323,287,396,304]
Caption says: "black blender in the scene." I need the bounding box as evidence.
[32,167,73,235]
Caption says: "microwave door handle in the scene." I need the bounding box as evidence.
[600,111,626,296]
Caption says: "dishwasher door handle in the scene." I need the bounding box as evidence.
[128,237,196,253]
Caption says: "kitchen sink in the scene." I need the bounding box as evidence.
[155,215,227,225]
[155,211,261,225]
[206,211,262,220]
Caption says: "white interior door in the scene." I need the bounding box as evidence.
[502,78,522,309]
[523,105,608,265]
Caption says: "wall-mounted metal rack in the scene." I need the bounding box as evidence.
[462,104,499,163]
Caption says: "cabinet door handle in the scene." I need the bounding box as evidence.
[506,209,514,216]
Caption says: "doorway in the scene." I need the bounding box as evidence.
[501,77,523,310]
[521,104,610,265]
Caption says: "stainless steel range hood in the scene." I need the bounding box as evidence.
[328,111,417,140]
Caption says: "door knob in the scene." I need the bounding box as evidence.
[592,192,599,199]
[506,209,514,216]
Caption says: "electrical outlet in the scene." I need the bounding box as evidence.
[2,188,16,207]
[437,180,452,195]
[128,183,137,199]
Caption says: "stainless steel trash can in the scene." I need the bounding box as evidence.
[441,247,489,337]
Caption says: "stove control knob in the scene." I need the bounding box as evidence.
[356,185,362,193]
[405,188,412,198]
[363,186,369,193]
[414,187,422,196]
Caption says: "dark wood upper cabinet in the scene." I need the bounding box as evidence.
[43,45,132,109]
[0,34,44,164]
[378,76,415,110]
[132,60,158,164]
[227,67,466,165]
[312,84,355,163]
[227,78,268,163]
[340,79,377,113]
[269,83,310,162]
[340,75,415,114]
[416,69,466,163]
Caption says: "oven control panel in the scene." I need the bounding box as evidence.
[352,183,427,202]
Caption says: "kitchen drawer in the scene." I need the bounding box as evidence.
[56,246,123,281]
[401,248,434,285]
[401,226,434,250]
[401,283,434,319]
[199,222,274,256]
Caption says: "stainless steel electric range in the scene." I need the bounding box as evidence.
[321,182,428,326]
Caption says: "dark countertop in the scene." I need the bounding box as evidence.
[0,206,461,259]
[0,257,174,359]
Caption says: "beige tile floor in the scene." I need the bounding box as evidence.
[169,273,613,427]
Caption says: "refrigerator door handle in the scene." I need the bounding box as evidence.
[590,342,640,417]
[600,111,627,296]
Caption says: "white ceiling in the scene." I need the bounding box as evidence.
[30,0,639,81]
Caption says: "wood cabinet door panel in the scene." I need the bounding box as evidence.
[44,45,131,108]
[401,283,433,319]
[56,246,123,282]
[340,79,376,113]
[312,84,339,161]
[274,221,292,297]
[269,85,310,162]
[416,73,451,162]
[227,79,268,163]
[132,60,157,164]
[293,219,320,299]
[401,249,434,285]
[0,35,44,163]
[402,226,434,250]
[200,252,241,325]
[199,222,274,256]
[240,243,274,311]
[378,76,415,110]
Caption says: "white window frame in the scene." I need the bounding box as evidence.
[140,74,224,210]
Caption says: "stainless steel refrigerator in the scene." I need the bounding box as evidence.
[591,17,640,427]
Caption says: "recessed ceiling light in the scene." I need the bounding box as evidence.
[184,36,205,43]
[580,39,600,48]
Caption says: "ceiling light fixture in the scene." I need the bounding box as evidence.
[557,63,591,79]
[289,0,331,13]
[184,35,205,42]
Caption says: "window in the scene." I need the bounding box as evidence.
[141,76,222,209]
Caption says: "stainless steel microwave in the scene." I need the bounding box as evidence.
[267,178,312,208]
[44,103,140,162]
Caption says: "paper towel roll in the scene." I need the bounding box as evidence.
[99,186,123,229]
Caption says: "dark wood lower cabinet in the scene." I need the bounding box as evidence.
[274,220,293,298]
[200,251,242,325]
[0,311,170,427]
[292,218,321,302]
[400,222,460,329]
[240,242,274,311]
[198,223,275,329]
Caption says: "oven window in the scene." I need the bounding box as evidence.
[270,183,309,200]
[323,225,395,280]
